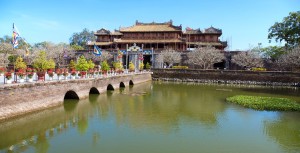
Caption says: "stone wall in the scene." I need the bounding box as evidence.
[0,73,152,121]
[152,69,300,86]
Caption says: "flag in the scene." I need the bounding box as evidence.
[93,45,102,56]
[12,23,20,48]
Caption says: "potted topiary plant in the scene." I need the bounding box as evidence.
[88,60,95,78]
[139,62,144,72]
[15,56,27,82]
[146,62,151,71]
[69,60,76,71]
[101,60,110,76]
[15,56,27,71]
[32,51,55,81]
[75,55,89,78]
[129,61,135,72]
[113,61,124,74]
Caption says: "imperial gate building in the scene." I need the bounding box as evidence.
[88,20,227,68]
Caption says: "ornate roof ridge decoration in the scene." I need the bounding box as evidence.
[184,27,202,34]
[204,26,222,34]
[95,28,111,35]
[119,20,182,32]
[135,20,173,25]
[111,30,123,35]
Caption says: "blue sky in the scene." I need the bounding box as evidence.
[0,0,299,50]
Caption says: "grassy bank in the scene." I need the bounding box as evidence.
[226,95,300,111]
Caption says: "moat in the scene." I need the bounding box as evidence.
[0,81,300,153]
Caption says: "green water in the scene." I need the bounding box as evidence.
[1,81,300,153]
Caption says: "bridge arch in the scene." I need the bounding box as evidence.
[64,90,79,100]
[120,82,125,88]
[107,84,114,91]
[90,87,100,94]
[129,80,134,86]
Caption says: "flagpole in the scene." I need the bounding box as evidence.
[12,23,17,83]
[12,23,14,51]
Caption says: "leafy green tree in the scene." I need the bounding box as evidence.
[71,44,84,50]
[268,11,300,47]
[75,55,89,71]
[257,46,285,60]
[0,35,12,43]
[69,28,95,49]
[8,55,18,64]
[34,41,53,49]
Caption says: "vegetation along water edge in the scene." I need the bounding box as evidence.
[226,95,300,111]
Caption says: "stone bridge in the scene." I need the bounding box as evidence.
[0,73,152,121]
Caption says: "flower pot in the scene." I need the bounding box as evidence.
[49,77,53,81]
[71,76,76,79]
[19,79,24,83]
[37,72,45,81]
[6,79,12,84]
[28,78,33,82]
[79,71,87,78]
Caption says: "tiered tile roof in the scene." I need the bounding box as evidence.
[120,20,182,32]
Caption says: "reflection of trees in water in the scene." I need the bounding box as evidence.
[77,114,89,135]
[34,132,49,153]
[264,112,300,152]
[92,132,101,146]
